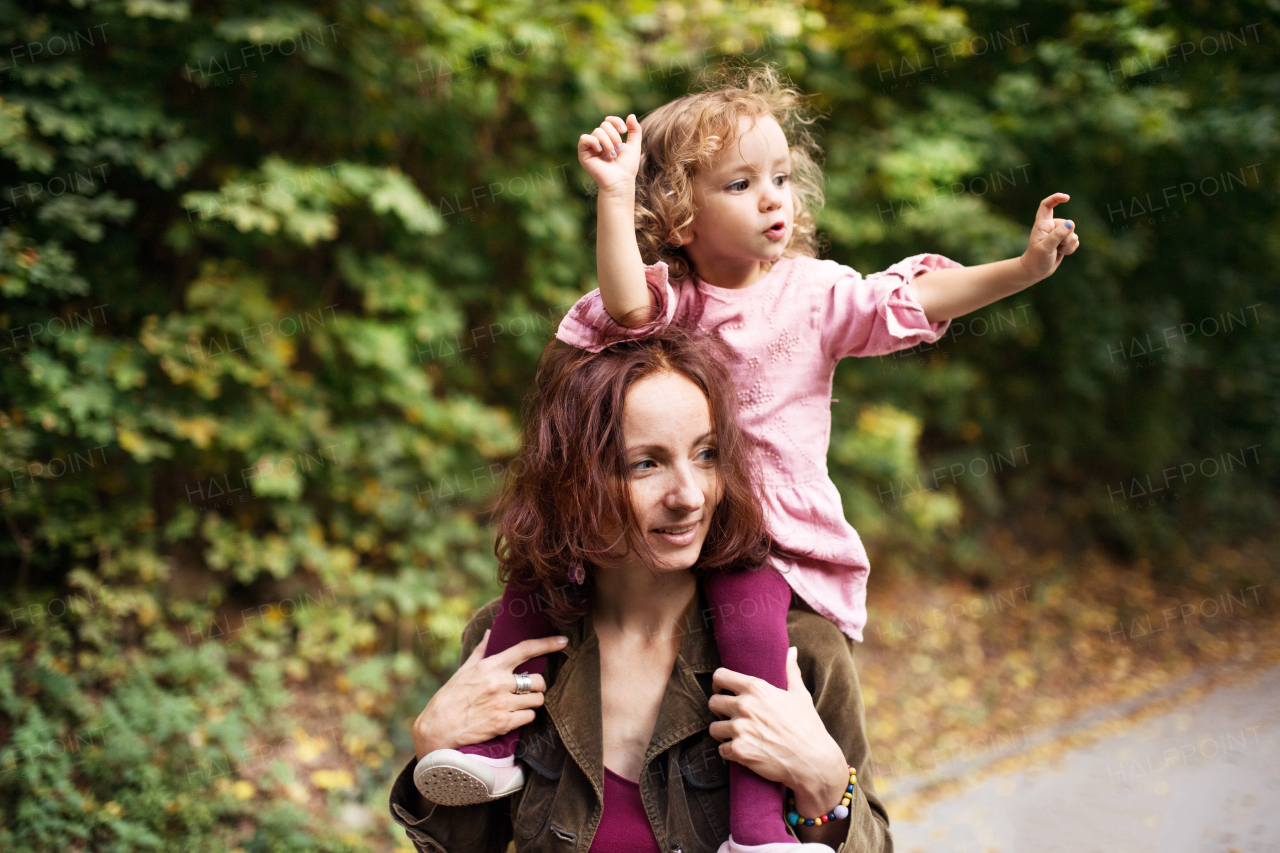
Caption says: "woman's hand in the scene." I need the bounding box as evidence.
[578,114,642,195]
[708,646,849,816]
[411,629,567,760]
[1019,192,1080,282]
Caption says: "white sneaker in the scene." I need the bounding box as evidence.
[715,835,836,853]
[413,748,527,806]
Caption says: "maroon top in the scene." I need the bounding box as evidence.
[589,767,660,853]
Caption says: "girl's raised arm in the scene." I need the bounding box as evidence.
[578,114,654,326]
[909,193,1079,322]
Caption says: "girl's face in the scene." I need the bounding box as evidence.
[679,114,794,279]
[619,370,722,573]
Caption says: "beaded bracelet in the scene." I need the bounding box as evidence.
[785,764,856,827]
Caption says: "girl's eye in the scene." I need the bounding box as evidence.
[774,174,789,186]
[728,180,748,192]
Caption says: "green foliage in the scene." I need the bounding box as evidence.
[0,0,1276,847]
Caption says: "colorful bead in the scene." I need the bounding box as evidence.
[785,764,858,827]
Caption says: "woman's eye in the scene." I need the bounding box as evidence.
[632,459,656,472]
[697,447,717,462]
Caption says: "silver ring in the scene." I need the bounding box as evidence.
[514,673,532,694]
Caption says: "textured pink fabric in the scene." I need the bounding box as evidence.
[590,767,661,853]
[556,253,961,641]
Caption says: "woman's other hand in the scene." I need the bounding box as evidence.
[578,114,642,195]
[708,645,850,817]
[411,629,567,760]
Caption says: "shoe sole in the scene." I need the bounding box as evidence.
[416,764,500,806]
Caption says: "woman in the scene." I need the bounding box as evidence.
[389,327,891,853]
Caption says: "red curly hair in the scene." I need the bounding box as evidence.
[493,325,772,632]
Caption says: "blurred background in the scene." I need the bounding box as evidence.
[1,0,1277,850]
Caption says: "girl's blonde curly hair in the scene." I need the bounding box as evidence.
[634,63,826,283]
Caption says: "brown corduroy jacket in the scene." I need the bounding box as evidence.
[389,585,892,853]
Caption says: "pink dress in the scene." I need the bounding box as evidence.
[555,253,961,642]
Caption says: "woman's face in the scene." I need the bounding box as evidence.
[619,370,722,573]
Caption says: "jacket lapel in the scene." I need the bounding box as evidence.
[543,605,605,803]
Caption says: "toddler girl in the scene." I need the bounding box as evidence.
[415,64,1078,853]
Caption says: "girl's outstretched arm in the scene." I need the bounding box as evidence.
[910,192,1081,322]
[578,114,653,327]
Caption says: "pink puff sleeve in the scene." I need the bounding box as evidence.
[820,253,962,360]
[554,261,680,354]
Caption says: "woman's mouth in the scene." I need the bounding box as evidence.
[652,522,698,547]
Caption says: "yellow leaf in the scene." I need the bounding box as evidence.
[117,428,146,455]
[310,769,354,790]
[294,728,327,763]
[173,416,220,449]
[232,780,255,800]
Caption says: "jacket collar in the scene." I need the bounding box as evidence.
[543,581,721,796]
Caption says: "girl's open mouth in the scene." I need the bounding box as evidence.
[765,222,786,240]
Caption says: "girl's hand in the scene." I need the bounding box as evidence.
[708,646,849,816]
[1019,192,1080,283]
[578,114,642,195]
[411,628,566,760]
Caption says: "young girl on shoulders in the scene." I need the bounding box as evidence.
[415,64,1078,853]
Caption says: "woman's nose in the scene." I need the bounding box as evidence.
[665,463,705,511]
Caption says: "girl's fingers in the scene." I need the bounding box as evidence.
[1038,218,1072,242]
[596,133,619,159]
[592,127,614,156]
[1034,193,1069,225]
[600,121,623,153]
[581,132,606,155]
[579,114,639,163]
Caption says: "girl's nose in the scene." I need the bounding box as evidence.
[761,185,783,211]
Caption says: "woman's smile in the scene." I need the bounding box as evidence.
[650,519,701,547]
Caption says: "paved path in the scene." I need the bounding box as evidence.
[886,662,1280,853]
